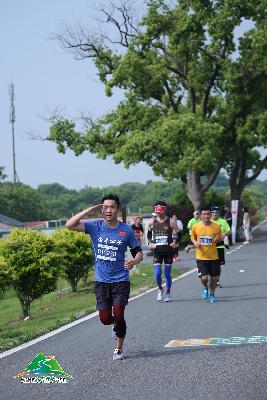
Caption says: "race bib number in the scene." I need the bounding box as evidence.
[199,236,212,245]
[97,244,118,261]
[155,235,168,246]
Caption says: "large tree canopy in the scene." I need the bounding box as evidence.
[222,18,267,199]
[48,0,266,208]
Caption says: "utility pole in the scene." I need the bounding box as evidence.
[9,82,18,183]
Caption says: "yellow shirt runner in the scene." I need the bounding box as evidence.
[191,222,222,260]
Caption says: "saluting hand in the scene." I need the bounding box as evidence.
[86,204,103,214]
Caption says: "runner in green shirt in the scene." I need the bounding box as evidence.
[185,211,201,252]
[211,206,231,288]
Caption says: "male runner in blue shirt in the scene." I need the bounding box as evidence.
[66,194,143,360]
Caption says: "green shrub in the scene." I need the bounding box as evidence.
[52,229,93,292]
[0,255,11,298]
[1,229,62,318]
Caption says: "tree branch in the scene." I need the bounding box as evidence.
[190,87,196,113]
[202,37,229,117]
[244,155,267,185]
[99,4,139,48]
[201,163,223,193]
[163,80,178,112]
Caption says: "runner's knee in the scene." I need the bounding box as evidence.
[201,276,209,285]
[113,305,125,324]
[113,306,126,338]
[99,308,113,325]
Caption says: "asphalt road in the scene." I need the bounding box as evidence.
[1,221,267,400]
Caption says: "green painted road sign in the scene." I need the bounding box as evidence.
[165,336,267,348]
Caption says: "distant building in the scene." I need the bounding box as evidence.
[24,219,67,236]
[0,214,25,237]
[25,220,67,229]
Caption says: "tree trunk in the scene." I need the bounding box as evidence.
[20,299,31,319]
[81,273,88,288]
[185,170,205,210]
[70,280,78,292]
[230,184,243,202]
[229,170,246,229]
[229,158,246,203]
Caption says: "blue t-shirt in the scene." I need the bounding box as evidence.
[84,220,139,283]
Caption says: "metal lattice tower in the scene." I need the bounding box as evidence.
[9,82,18,183]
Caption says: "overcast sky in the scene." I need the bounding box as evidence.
[1,1,266,190]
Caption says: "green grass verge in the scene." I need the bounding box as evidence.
[0,264,181,352]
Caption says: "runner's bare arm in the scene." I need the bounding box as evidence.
[65,204,102,232]
[124,249,143,270]
[171,219,180,233]
[147,219,153,232]
[191,229,199,247]
[147,219,156,249]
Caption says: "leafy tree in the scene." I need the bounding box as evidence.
[1,229,62,318]
[204,188,225,209]
[52,229,93,292]
[0,167,7,182]
[0,182,53,221]
[249,179,267,208]
[242,183,267,211]
[48,0,264,209]
[0,254,11,298]
[222,18,267,201]
[37,183,75,197]
[213,172,229,190]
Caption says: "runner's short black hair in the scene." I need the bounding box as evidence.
[101,193,120,208]
[200,205,211,213]
[154,201,167,207]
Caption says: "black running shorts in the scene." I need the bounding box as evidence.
[153,251,173,265]
[94,281,130,310]
[197,259,221,277]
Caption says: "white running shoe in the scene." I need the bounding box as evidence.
[113,348,125,360]
[165,293,172,302]
[157,289,164,301]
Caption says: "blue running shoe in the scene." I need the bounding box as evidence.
[202,288,209,300]
[210,294,217,302]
